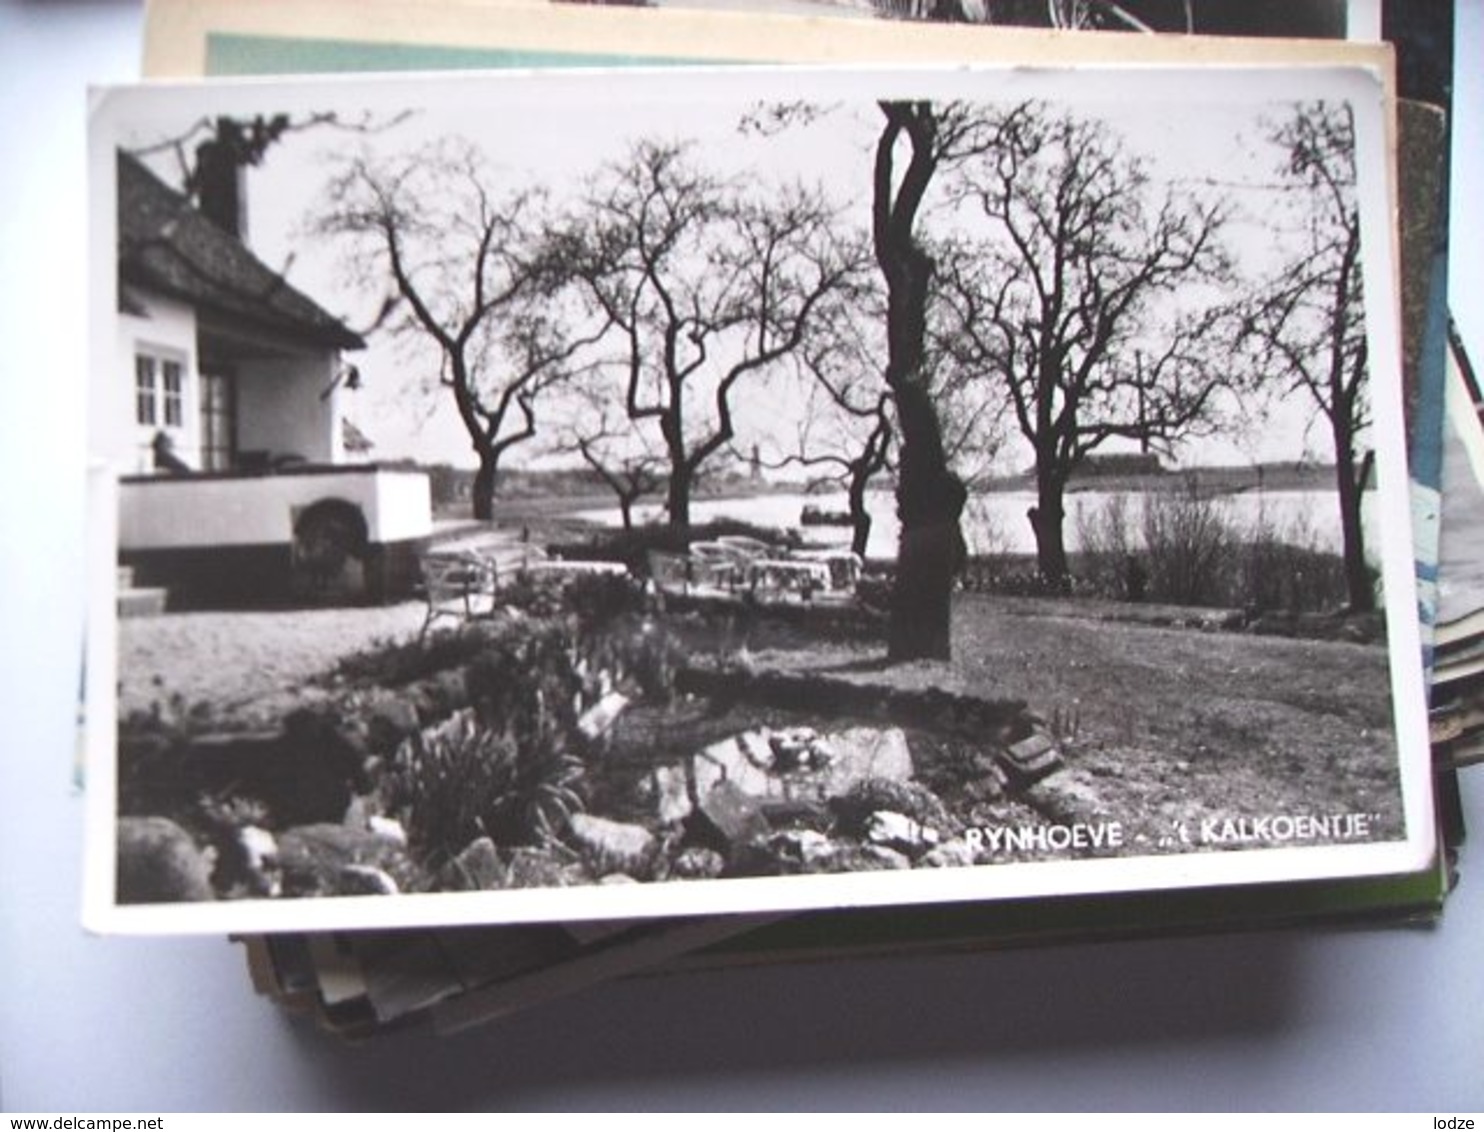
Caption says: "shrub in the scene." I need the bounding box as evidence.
[1235,508,1348,613]
[960,555,1078,598]
[117,691,221,817]
[1072,494,1138,600]
[376,622,593,861]
[364,605,695,862]
[1141,483,1231,606]
[464,625,583,743]
[491,570,577,620]
[1068,486,1349,611]
[386,706,586,862]
[579,616,686,704]
[329,622,499,688]
[118,688,219,742]
[499,569,646,630]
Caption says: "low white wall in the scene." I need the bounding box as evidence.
[120,468,431,549]
[367,470,435,542]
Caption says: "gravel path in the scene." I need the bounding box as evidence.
[118,602,427,724]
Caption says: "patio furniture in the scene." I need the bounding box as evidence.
[478,541,549,575]
[714,534,775,559]
[646,549,694,595]
[790,547,863,592]
[688,541,748,590]
[417,551,499,640]
[523,559,631,579]
[746,557,832,600]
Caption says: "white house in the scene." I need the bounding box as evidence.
[113,149,432,608]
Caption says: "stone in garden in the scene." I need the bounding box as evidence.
[829,777,953,835]
[368,815,407,846]
[769,828,835,868]
[238,825,278,872]
[441,836,505,891]
[237,825,281,896]
[116,816,216,903]
[577,691,631,741]
[693,779,770,854]
[768,726,818,770]
[861,844,911,869]
[738,729,775,769]
[567,812,656,875]
[690,726,913,814]
[1022,771,1108,828]
[865,810,940,857]
[758,797,831,826]
[827,843,910,872]
[964,757,1010,801]
[275,823,395,869]
[670,846,726,880]
[919,839,977,869]
[1002,731,1063,782]
[647,764,693,825]
[336,864,399,895]
[506,846,583,889]
[273,822,409,897]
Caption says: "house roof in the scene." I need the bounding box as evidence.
[117,150,364,352]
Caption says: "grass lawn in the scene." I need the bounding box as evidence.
[738,592,1406,847]
[119,587,1410,863]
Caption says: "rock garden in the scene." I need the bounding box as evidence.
[115,570,1406,904]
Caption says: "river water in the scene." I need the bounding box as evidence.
[567,486,1358,561]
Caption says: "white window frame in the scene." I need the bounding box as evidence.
[161,358,184,427]
[133,347,189,433]
[134,354,157,427]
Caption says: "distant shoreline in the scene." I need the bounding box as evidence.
[445,461,1345,525]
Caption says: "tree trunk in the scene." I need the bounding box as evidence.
[1334,431,1373,612]
[847,467,873,561]
[667,470,691,531]
[874,103,966,662]
[888,384,966,660]
[1031,464,1070,592]
[471,453,498,521]
[618,494,636,532]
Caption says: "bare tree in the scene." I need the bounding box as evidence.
[762,333,895,560]
[559,140,867,530]
[1235,101,1373,611]
[313,141,607,519]
[937,101,1233,588]
[559,386,666,532]
[873,101,1008,659]
[800,385,894,562]
[763,250,1003,566]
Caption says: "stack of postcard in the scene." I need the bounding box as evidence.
[81,0,1467,1036]
[1431,330,1484,768]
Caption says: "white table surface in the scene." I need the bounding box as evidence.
[1,0,1481,1111]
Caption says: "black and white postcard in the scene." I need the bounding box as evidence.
[85,60,1434,934]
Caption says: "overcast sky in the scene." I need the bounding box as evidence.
[105,63,1397,475]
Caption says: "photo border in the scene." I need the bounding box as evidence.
[85,60,1433,935]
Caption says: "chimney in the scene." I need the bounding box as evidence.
[194,131,248,242]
